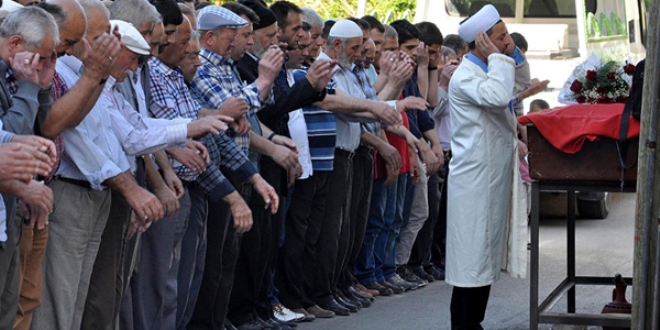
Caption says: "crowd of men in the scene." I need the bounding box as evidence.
[0,0,543,328]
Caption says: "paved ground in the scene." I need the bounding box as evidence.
[296,193,635,330]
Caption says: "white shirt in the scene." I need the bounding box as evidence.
[286,70,313,179]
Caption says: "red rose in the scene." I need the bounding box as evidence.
[576,95,587,103]
[596,95,610,104]
[596,86,608,94]
[607,72,616,79]
[624,64,635,75]
[570,79,583,93]
[586,70,597,81]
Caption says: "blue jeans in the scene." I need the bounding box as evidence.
[355,178,388,284]
[380,174,408,281]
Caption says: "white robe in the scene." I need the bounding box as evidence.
[445,53,527,288]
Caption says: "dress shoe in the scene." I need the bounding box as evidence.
[305,305,335,319]
[349,285,375,302]
[273,303,304,322]
[364,281,393,296]
[411,265,435,283]
[333,293,359,312]
[291,308,315,322]
[318,299,350,316]
[381,279,405,294]
[344,288,372,308]
[236,321,267,330]
[354,283,379,297]
[425,265,445,281]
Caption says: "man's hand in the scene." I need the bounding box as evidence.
[430,143,445,170]
[387,58,414,88]
[0,143,52,182]
[17,180,53,215]
[396,97,429,112]
[82,32,122,81]
[10,52,41,85]
[250,174,279,214]
[271,134,299,153]
[416,42,429,68]
[378,143,402,175]
[417,140,440,175]
[410,155,421,185]
[124,186,164,223]
[167,141,209,174]
[270,144,300,174]
[475,31,499,58]
[224,192,253,234]
[11,135,57,164]
[306,59,337,91]
[379,50,397,78]
[216,97,248,119]
[39,50,57,88]
[518,140,529,158]
[232,116,251,135]
[521,78,550,99]
[187,114,233,138]
[371,102,402,126]
[257,46,285,84]
[439,63,459,91]
[384,166,399,186]
[153,184,180,218]
[162,169,184,199]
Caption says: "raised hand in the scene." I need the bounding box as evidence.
[10,52,40,85]
[82,32,122,81]
[416,42,429,68]
[306,59,337,91]
[39,50,57,88]
[475,31,499,58]
[258,45,285,83]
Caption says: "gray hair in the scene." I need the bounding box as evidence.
[383,24,398,40]
[110,0,161,27]
[0,7,60,48]
[325,35,349,49]
[301,8,322,30]
[36,2,68,29]
[79,0,110,25]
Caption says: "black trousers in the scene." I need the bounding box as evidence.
[338,147,374,290]
[276,172,330,310]
[431,156,450,267]
[450,285,491,330]
[189,195,236,330]
[228,188,272,326]
[310,150,353,304]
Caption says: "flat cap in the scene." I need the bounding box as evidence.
[110,20,150,55]
[197,5,248,31]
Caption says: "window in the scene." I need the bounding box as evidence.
[446,0,516,17]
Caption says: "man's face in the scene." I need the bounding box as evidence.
[252,23,278,58]
[399,38,419,62]
[55,14,86,57]
[279,11,302,48]
[209,27,237,58]
[335,36,362,69]
[181,39,201,83]
[287,30,309,70]
[364,38,375,68]
[163,23,178,47]
[382,36,399,54]
[136,21,155,50]
[150,22,165,57]
[111,46,139,82]
[308,24,323,59]
[10,32,56,72]
[427,43,441,66]
[489,22,512,54]
[231,17,254,61]
[158,18,191,68]
[370,28,383,55]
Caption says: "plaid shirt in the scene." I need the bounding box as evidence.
[44,72,68,182]
[190,48,273,154]
[148,57,199,181]
[0,59,17,95]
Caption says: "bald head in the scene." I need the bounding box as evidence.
[44,0,87,57]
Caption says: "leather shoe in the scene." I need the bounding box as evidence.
[364,281,393,296]
[305,305,334,319]
[355,283,379,297]
[333,293,359,312]
[381,279,405,294]
[344,288,372,308]
[349,285,375,302]
[291,308,315,322]
[318,299,350,316]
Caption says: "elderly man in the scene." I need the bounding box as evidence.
[446,5,527,329]
[0,7,58,329]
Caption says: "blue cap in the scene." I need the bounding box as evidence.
[197,5,248,31]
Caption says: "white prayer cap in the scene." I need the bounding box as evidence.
[458,4,501,43]
[329,19,362,39]
[110,20,150,55]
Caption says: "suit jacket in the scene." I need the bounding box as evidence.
[236,54,326,135]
